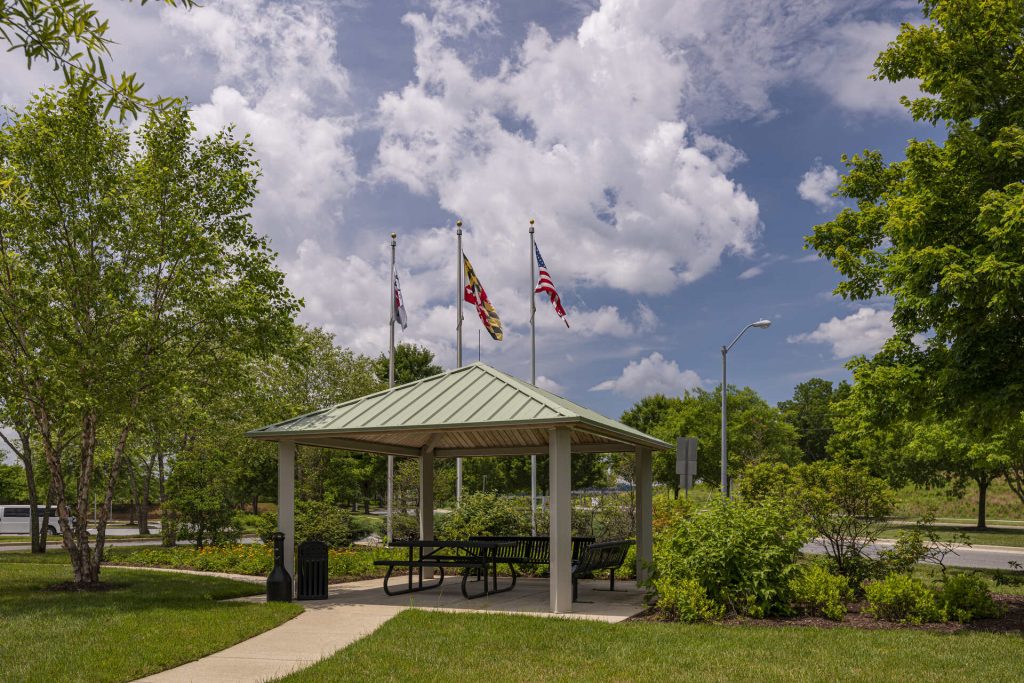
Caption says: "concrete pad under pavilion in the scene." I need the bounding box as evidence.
[246,362,670,614]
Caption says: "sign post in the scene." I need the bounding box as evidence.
[676,437,698,497]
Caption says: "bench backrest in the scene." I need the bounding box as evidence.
[575,539,634,574]
[468,536,595,564]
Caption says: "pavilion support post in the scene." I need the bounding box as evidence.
[548,427,572,614]
[419,450,434,541]
[635,446,653,584]
[277,440,296,593]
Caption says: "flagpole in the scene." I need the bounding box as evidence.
[387,232,396,544]
[529,219,538,536]
[456,220,464,503]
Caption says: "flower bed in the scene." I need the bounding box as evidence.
[109,544,405,580]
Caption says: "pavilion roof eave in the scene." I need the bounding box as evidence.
[245,416,670,454]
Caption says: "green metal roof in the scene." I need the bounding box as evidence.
[247,362,670,456]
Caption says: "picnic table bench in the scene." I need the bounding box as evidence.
[374,539,517,599]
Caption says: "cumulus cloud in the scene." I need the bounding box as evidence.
[375,0,761,297]
[797,162,841,210]
[591,353,703,398]
[164,0,357,247]
[536,375,566,394]
[788,307,894,358]
[653,1,918,121]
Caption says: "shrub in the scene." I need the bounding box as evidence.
[863,574,945,624]
[436,492,530,539]
[651,496,811,619]
[295,501,352,547]
[656,578,726,622]
[789,562,851,621]
[571,494,636,540]
[391,513,419,541]
[939,572,1003,623]
[742,461,895,586]
[350,514,384,540]
[254,502,353,548]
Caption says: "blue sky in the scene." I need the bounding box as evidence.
[0,0,941,419]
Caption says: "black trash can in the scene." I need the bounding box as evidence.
[297,540,329,600]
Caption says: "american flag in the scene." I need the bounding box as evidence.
[534,243,569,327]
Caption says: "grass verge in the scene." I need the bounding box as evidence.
[881,525,1024,548]
[277,609,1024,683]
[0,556,301,683]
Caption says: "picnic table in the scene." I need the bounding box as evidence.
[374,539,517,599]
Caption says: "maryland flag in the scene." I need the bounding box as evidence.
[463,253,503,341]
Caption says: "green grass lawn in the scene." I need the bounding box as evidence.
[277,609,1024,683]
[0,555,302,683]
[893,480,1024,524]
[880,525,1024,548]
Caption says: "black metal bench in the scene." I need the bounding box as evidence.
[374,540,516,599]
[467,535,595,568]
[572,539,634,602]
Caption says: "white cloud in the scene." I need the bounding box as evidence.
[738,266,764,280]
[375,0,761,297]
[788,307,894,358]
[164,0,357,247]
[804,20,921,116]
[797,162,841,210]
[650,1,918,121]
[591,352,703,398]
[536,375,566,394]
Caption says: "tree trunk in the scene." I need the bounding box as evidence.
[39,483,53,553]
[2,424,44,552]
[127,463,140,527]
[976,477,989,530]
[252,496,259,515]
[970,479,987,532]
[138,454,154,535]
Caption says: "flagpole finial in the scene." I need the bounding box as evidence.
[391,232,396,239]
[529,218,534,234]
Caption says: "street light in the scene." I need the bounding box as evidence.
[721,319,772,496]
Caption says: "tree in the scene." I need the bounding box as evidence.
[778,378,850,462]
[372,343,443,387]
[637,386,800,494]
[829,357,1008,529]
[807,0,1024,431]
[0,0,197,121]
[0,89,299,585]
[0,457,26,501]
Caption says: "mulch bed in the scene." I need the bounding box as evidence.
[630,594,1024,634]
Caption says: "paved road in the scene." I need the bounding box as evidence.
[803,539,1024,571]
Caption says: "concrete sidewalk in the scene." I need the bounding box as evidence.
[134,600,402,683]
[131,575,646,683]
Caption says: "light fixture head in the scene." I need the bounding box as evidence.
[752,319,772,329]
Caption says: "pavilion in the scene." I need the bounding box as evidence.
[246,362,670,613]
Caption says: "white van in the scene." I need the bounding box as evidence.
[0,506,61,535]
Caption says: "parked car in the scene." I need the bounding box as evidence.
[0,505,65,535]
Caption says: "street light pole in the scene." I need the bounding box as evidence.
[721,319,772,497]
